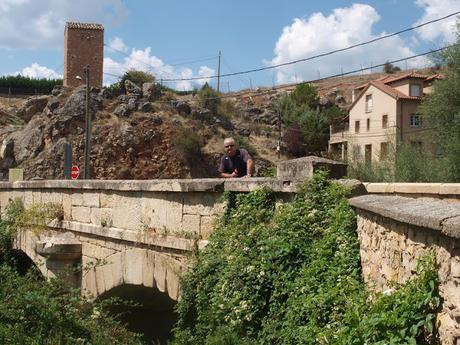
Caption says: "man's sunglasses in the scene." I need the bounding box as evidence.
[225,144,235,148]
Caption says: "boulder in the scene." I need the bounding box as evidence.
[114,103,130,117]
[51,85,64,96]
[175,101,191,115]
[16,95,49,122]
[117,95,130,103]
[58,86,99,120]
[9,115,47,164]
[124,80,141,98]
[0,138,14,159]
[142,82,161,101]
[138,101,153,112]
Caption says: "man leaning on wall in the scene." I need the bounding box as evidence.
[218,137,254,178]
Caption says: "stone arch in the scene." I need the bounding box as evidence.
[86,248,183,301]
[13,229,48,278]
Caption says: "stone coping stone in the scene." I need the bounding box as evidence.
[277,156,347,180]
[349,194,460,238]
[0,178,301,193]
[364,183,460,196]
[0,178,365,194]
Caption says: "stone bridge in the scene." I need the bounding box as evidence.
[0,177,300,301]
[1,170,460,344]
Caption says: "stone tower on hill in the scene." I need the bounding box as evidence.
[63,22,104,88]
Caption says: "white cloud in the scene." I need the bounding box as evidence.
[269,4,426,84]
[14,63,62,79]
[104,46,216,90]
[414,0,460,43]
[0,0,129,49]
[107,37,128,53]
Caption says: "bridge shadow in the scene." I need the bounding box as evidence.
[98,284,177,345]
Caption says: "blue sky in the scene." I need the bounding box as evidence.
[1,0,459,90]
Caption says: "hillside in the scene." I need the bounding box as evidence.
[0,70,432,180]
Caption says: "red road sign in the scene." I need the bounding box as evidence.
[71,166,79,180]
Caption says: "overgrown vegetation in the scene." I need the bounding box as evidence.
[174,128,203,162]
[198,83,220,114]
[120,70,155,94]
[276,83,344,157]
[173,172,440,344]
[347,141,452,182]
[0,75,62,94]
[0,199,143,344]
[420,23,460,182]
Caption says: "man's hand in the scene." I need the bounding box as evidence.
[231,169,238,177]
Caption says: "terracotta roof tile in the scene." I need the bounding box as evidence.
[425,73,445,82]
[65,22,104,30]
[383,72,428,85]
[371,80,421,100]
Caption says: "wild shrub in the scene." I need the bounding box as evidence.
[0,199,144,344]
[198,83,220,114]
[174,128,202,162]
[173,172,440,344]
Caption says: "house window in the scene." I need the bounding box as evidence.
[366,118,370,131]
[365,144,372,164]
[410,84,421,97]
[365,94,373,112]
[355,120,360,133]
[380,142,388,159]
[410,114,422,127]
[382,114,388,129]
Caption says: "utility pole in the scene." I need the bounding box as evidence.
[83,65,91,179]
[217,50,221,94]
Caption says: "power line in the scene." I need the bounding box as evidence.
[104,43,180,79]
[152,44,455,103]
[160,10,460,82]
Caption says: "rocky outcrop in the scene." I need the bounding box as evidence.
[124,80,141,99]
[16,95,49,122]
[142,82,161,101]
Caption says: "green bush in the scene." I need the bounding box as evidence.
[0,264,143,345]
[173,172,440,344]
[174,128,202,161]
[198,83,220,114]
[347,142,452,182]
[0,199,144,345]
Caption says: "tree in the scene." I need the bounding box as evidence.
[289,82,319,108]
[420,23,460,181]
[275,83,342,157]
[120,70,155,93]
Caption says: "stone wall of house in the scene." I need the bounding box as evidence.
[350,194,460,345]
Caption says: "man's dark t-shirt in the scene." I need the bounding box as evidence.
[219,149,252,177]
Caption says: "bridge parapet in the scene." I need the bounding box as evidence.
[350,194,460,345]
[0,177,306,300]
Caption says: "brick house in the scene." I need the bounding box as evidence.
[329,72,443,163]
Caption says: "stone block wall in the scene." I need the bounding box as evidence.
[0,178,298,299]
[350,194,460,345]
